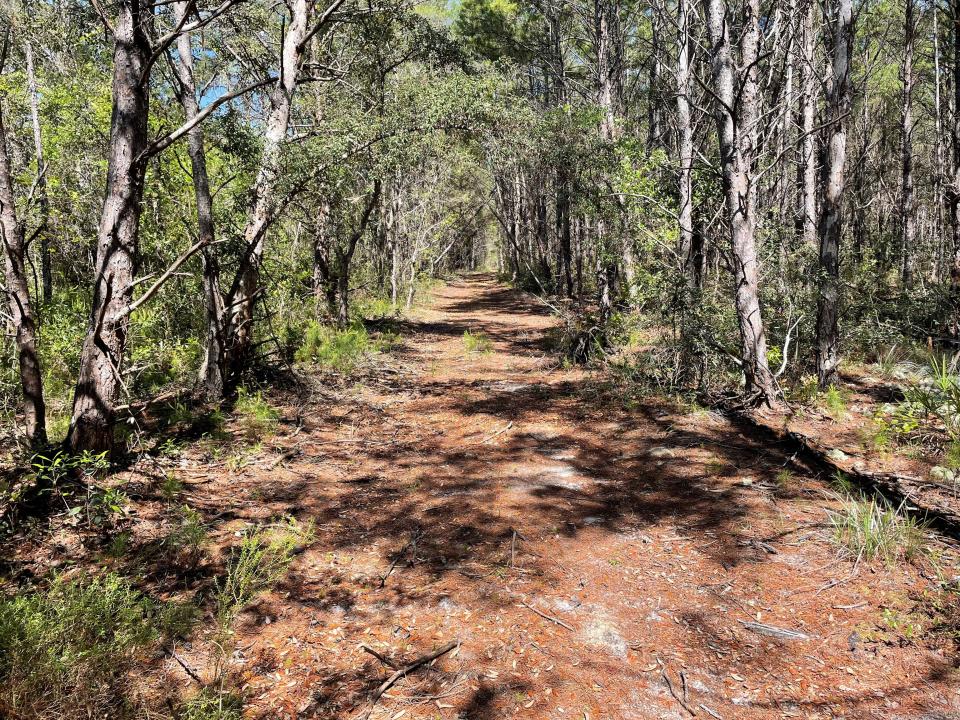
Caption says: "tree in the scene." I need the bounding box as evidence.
[0,73,46,447]
[705,0,777,404]
[815,0,854,388]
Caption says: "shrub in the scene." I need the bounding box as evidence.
[820,384,849,421]
[0,574,160,719]
[215,517,314,627]
[165,505,208,565]
[177,689,244,720]
[233,388,279,439]
[463,329,493,354]
[296,321,394,371]
[829,496,925,564]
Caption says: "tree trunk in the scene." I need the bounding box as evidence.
[706,0,777,404]
[594,0,621,324]
[226,0,310,374]
[815,0,854,387]
[900,0,916,288]
[0,104,46,447]
[798,0,817,249]
[68,0,150,453]
[951,0,960,332]
[173,0,227,399]
[676,0,696,286]
[25,42,51,304]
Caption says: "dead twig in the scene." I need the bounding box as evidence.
[520,601,574,631]
[163,644,203,685]
[477,420,513,444]
[379,529,422,588]
[359,640,460,720]
[361,644,398,668]
[661,667,696,716]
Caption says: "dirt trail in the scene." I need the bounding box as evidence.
[188,275,957,719]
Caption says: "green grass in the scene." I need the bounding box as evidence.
[165,505,208,565]
[295,321,397,372]
[820,384,849,421]
[774,468,795,488]
[178,689,244,720]
[215,518,314,627]
[233,388,279,439]
[463,329,493,354]
[829,495,925,564]
[0,574,183,719]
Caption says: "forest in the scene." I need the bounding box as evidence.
[1,0,960,717]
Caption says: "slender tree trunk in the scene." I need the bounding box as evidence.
[900,0,916,288]
[647,10,664,151]
[676,0,696,286]
[226,0,310,374]
[950,0,960,331]
[594,0,620,324]
[173,1,227,398]
[706,0,776,404]
[798,0,817,249]
[934,2,946,285]
[24,42,51,303]
[68,0,150,452]
[0,105,46,447]
[816,0,854,387]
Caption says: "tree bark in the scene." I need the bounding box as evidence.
[900,0,916,288]
[226,0,311,374]
[24,41,51,303]
[798,0,817,249]
[815,0,854,387]
[68,0,150,452]
[172,0,228,399]
[950,0,960,331]
[706,0,776,404]
[676,0,696,286]
[594,0,621,324]
[0,103,46,447]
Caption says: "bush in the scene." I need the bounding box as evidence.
[829,495,925,564]
[463,329,493,354]
[177,689,244,720]
[295,321,394,371]
[215,518,313,627]
[0,574,160,719]
[232,388,279,439]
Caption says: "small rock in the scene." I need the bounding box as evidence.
[582,616,628,658]
[827,448,850,463]
[930,466,955,483]
[648,447,675,459]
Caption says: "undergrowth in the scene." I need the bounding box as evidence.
[0,574,190,719]
[296,321,397,372]
[463,329,493,354]
[233,388,279,439]
[828,493,925,564]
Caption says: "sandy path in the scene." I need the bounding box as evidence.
[203,275,957,720]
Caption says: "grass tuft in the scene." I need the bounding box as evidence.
[463,329,493,354]
[0,574,164,719]
[233,388,279,439]
[829,495,925,564]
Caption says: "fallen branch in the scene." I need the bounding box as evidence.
[361,644,398,668]
[738,621,810,641]
[359,640,460,720]
[520,601,574,631]
[477,420,513,445]
[724,410,960,539]
[661,668,696,716]
[379,530,421,588]
[162,644,203,685]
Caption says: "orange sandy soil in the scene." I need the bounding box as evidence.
[7,275,960,719]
